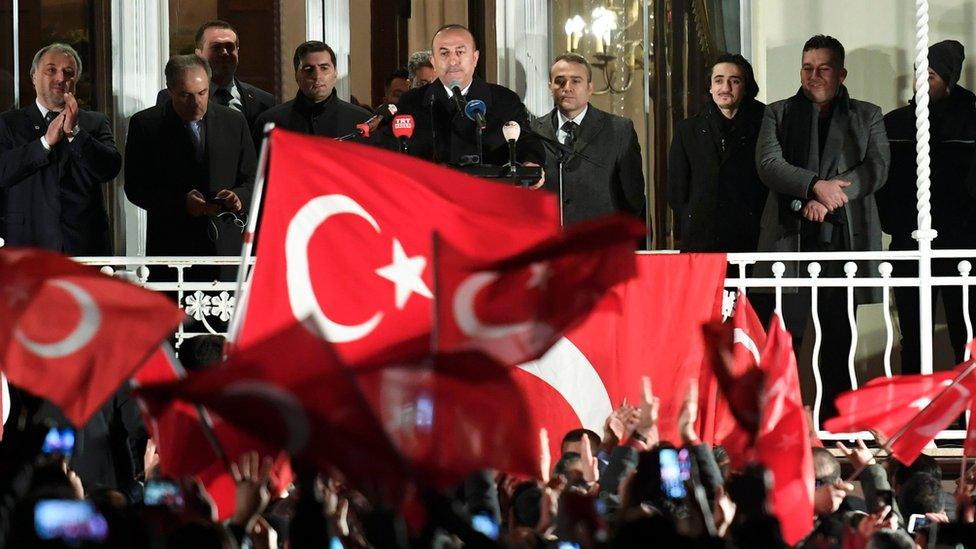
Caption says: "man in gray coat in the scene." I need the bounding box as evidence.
[531,53,647,231]
[755,35,889,421]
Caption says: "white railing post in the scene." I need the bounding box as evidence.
[912,0,938,375]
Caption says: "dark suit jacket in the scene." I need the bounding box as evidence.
[531,105,646,229]
[667,98,767,252]
[157,78,276,131]
[389,77,544,166]
[252,90,372,151]
[124,102,256,257]
[0,103,121,254]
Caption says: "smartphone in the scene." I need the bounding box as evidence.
[41,426,75,456]
[34,500,108,542]
[144,478,184,508]
[907,513,929,534]
[471,513,499,540]
[659,448,688,500]
[557,543,581,549]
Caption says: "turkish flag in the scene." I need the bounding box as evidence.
[236,129,559,366]
[756,316,814,546]
[514,253,727,453]
[699,293,767,467]
[434,215,644,365]
[824,360,976,465]
[132,345,292,520]
[140,319,541,495]
[0,249,183,427]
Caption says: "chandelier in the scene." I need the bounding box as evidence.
[562,2,643,95]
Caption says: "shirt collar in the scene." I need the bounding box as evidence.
[35,99,59,119]
[557,105,588,128]
[443,81,472,98]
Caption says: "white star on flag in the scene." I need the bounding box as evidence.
[375,239,433,310]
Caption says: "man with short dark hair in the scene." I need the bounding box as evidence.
[383,69,410,104]
[755,35,890,421]
[407,50,436,89]
[0,42,121,254]
[390,24,544,169]
[252,41,372,148]
[668,53,766,251]
[125,54,256,265]
[531,52,646,229]
[156,19,275,131]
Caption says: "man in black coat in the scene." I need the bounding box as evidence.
[156,20,275,132]
[877,40,976,374]
[253,41,372,149]
[125,55,256,264]
[390,24,544,169]
[667,53,766,252]
[531,53,646,229]
[0,43,121,255]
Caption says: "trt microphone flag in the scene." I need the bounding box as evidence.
[0,249,183,427]
[236,129,558,366]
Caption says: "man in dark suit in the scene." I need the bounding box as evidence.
[391,24,544,169]
[0,43,121,255]
[531,53,645,228]
[125,55,256,264]
[253,41,372,149]
[668,54,766,252]
[156,20,275,132]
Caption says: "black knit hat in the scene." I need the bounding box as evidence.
[929,39,964,88]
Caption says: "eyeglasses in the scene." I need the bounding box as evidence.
[208,211,247,243]
[815,476,840,489]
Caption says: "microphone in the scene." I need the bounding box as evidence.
[464,99,487,130]
[366,103,398,132]
[503,121,520,176]
[791,199,841,245]
[392,114,415,153]
[449,80,465,112]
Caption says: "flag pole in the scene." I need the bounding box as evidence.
[194,404,233,472]
[845,360,976,482]
[226,123,275,345]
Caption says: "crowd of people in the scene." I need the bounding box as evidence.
[2,14,976,549]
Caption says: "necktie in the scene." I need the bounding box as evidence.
[214,88,232,107]
[561,120,579,147]
[44,111,59,126]
[188,121,204,162]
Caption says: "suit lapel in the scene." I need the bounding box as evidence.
[572,105,606,154]
[236,79,255,122]
[693,113,722,169]
[27,103,47,135]
[204,110,219,187]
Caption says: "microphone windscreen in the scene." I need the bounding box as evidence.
[392,114,415,139]
[464,99,487,122]
[503,121,521,141]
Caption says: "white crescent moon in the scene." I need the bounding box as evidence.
[220,382,311,455]
[451,268,556,363]
[915,383,971,437]
[286,195,384,343]
[15,279,101,358]
[733,327,761,364]
[518,337,613,434]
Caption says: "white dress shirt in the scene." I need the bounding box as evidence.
[556,105,588,145]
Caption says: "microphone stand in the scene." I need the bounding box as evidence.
[523,127,604,227]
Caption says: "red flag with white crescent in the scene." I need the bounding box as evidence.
[235,129,559,366]
[0,249,184,427]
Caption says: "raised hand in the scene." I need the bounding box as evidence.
[229,451,274,530]
[678,381,700,445]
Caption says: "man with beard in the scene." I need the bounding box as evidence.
[668,53,766,251]
[253,41,372,148]
[754,35,890,421]
[157,20,275,132]
[877,40,976,374]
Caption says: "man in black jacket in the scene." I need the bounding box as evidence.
[389,24,544,169]
[125,55,256,265]
[877,40,976,374]
[156,20,275,132]
[667,53,766,252]
[0,43,121,255]
[531,53,646,229]
[253,41,372,149]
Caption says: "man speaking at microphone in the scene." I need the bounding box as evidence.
[388,24,545,173]
[253,41,373,149]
